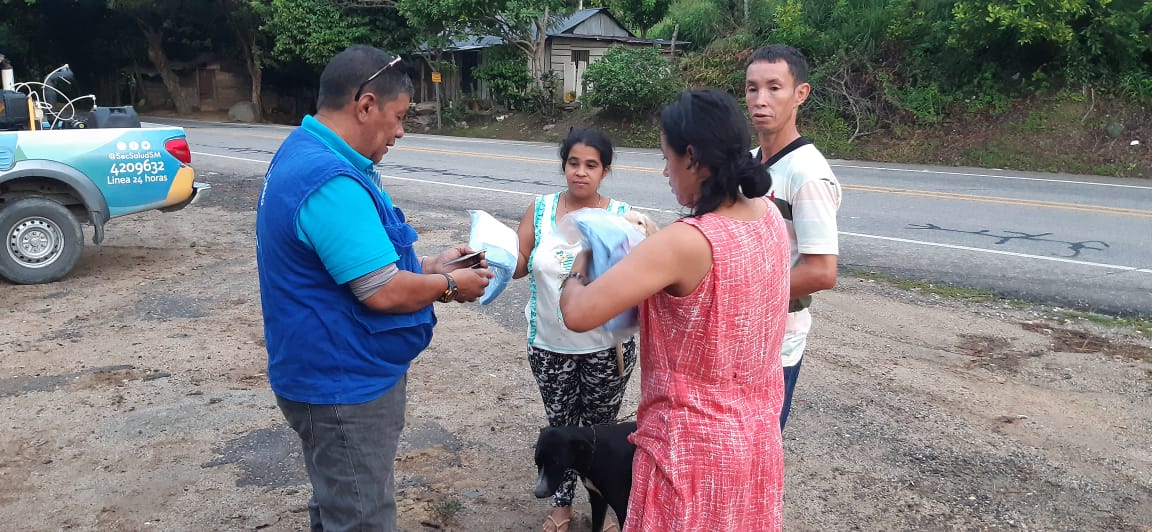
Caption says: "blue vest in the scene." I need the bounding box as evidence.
[256,127,435,404]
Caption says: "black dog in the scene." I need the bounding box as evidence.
[534,421,636,532]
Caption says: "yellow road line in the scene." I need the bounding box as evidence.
[845,184,1152,217]
[395,146,1152,218]
[396,146,657,173]
[194,137,1151,219]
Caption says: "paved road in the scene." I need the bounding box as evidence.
[152,118,1152,316]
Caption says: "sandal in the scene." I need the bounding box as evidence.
[602,523,620,532]
[543,514,571,532]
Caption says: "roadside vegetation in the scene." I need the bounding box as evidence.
[2,0,1148,177]
[852,270,1152,338]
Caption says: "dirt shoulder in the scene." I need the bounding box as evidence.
[0,198,1149,531]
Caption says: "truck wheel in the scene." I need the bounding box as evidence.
[0,197,84,284]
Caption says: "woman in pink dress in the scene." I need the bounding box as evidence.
[559,89,791,531]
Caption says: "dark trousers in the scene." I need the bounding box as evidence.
[780,358,803,431]
[277,376,407,532]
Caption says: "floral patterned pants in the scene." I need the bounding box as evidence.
[528,339,637,507]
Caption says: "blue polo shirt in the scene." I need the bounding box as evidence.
[296,116,398,284]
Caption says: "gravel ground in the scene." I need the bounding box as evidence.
[0,180,1149,531]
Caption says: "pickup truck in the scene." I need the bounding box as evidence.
[0,126,209,284]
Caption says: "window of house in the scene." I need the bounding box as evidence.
[571,50,590,64]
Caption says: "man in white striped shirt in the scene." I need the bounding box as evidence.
[746,44,843,430]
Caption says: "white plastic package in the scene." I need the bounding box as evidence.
[466,210,519,305]
[558,208,648,339]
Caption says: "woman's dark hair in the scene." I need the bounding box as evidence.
[317,45,412,110]
[559,128,615,170]
[660,89,771,216]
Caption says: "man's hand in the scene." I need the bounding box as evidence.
[450,267,494,303]
[426,246,488,274]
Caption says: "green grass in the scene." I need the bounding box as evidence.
[424,494,463,527]
[851,270,1010,302]
[1055,310,1152,337]
[606,120,660,148]
[851,270,1152,336]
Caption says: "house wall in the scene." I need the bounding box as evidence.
[139,79,172,110]
[134,63,250,112]
[198,68,248,112]
[418,50,495,105]
[548,38,645,98]
[434,10,670,106]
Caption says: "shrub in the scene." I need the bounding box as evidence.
[673,34,755,94]
[649,0,731,50]
[471,59,532,109]
[582,46,681,116]
[525,71,563,118]
[1119,70,1152,103]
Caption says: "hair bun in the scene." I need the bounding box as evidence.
[735,152,772,198]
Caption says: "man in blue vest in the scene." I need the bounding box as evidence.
[256,45,493,531]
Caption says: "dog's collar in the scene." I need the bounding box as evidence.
[580,425,598,471]
[590,425,598,457]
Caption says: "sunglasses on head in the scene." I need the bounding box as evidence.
[354,55,402,101]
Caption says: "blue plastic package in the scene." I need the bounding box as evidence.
[466,210,519,305]
[574,216,637,280]
[563,209,647,338]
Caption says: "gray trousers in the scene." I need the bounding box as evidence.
[277,376,407,532]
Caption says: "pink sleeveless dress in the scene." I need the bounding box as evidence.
[625,199,791,531]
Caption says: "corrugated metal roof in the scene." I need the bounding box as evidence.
[431,8,687,51]
[553,8,602,35]
[445,35,506,51]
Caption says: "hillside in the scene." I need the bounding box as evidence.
[423,91,1151,179]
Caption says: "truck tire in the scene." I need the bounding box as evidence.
[0,197,84,284]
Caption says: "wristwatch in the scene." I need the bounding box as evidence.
[438,273,458,303]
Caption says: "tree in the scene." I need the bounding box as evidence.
[611,0,670,38]
[952,0,1090,46]
[0,0,42,74]
[949,0,1152,85]
[107,0,211,114]
[471,55,533,108]
[253,0,374,67]
[216,0,266,121]
[396,0,568,88]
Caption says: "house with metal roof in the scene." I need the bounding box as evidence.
[418,8,686,105]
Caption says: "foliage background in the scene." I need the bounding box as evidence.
[0,0,1148,176]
